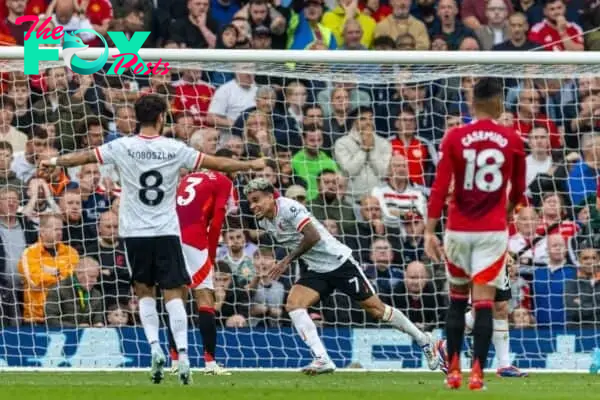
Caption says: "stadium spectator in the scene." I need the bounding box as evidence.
[371,154,427,227]
[169,0,218,48]
[76,163,111,224]
[106,105,136,141]
[8,72,34,133]
[429,0,476,50]
[106,303,132,327]
[207,68,258,129]
[493,12,537,51]
[582,0,600,50]
[400,210,426,265]
[509,206,544,267]
[241,110,274,158]
[474,0,510,50]
[37,148,77,197]
[389,106,437,187]
[291,125,339,201]
[190,128,219,155]
[564,92,600,149]
[341,194,402,264]
[220,133,244,158]
[565,236,600,325]
[373,0,429,50]
[310,169,355,223]
[392,260,444,331]
[59,189,97,254]
[81,0,114,47]
[235,0,287,49]
[528,0,584,51]
[18,214,79,324]
[537,192,579,242]
[172,69,215,127]
[460,0,513,30]
[363,237,403,299]
[45,0,96,44]
[340,19,366,50]
[253,159,279,188]
[513,86,562,149]
[511,306,535,328]
[273,144,307,190]
[507,251,532,312]
[168,112,198,143]
[533,233,577,328]
[322,0,376,48]
[0,0,32,46]
[20,178,61,225]
[288,0,337,50]
[335,107,391,203]
[0,96,27,153]
[526,126,554,187]
[247,246,285,327]
[283,82,307,132]
[285,185,308,206]
[210,0,241,30]
[218,223,256,288]
[251,25,273,49]
[568,134,600,208]
[85,211,130,309]
[457,35,481,50]
[318,81,371,120]
[45,256,104,327]
[322,87,351,145]
[0,142,22,190]
[213,261,250,328]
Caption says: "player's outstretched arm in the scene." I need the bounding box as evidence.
[40,150,97,169]
[200,155,267,173]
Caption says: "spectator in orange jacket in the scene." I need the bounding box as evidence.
[18,214,79,324]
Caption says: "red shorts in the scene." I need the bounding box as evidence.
[443,230,508,289]
[182,244,213,290]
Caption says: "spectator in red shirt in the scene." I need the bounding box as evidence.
[513,86,562,149]
[528,0,584,51]
[172,69,215,127]
[0,0,32,46]
[389,106,437,188]
[358,0,391,22]
[79,0,113,47]
[536,192,579,242]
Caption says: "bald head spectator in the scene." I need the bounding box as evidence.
[322,0,376,48]
[47,0,96,44]
[169,0,218,49]
[458,35,481,50]
[341,19,365,50]
[310,169,355,223]
[373,0,429,49]
[341,195,402,264]
[85,211,130,308]
[401,210,426,264]
[45,257,104,328]
[493,12,537,51]
[461,0,513,30]
[513,86,561,149]
[335,107,391,203]
[429,0,476,50]
[190,127,219,154]
[364,238,403,299]
[392,261,444,331]
[473,0,510,50]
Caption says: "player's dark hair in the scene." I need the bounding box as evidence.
[215,148,236,158]
[472,78,504,118]
[134,94,167,127]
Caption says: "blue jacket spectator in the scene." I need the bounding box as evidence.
[567,144,598,207]
[211,0,241,30]
[287,1,337,50]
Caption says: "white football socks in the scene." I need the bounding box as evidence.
[165,298,189,353]
[139,297,160,348]
[289,309,328,360]
[383,305,428,347]
[493,318,511,369]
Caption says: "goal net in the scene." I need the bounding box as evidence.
[0,49,599,371]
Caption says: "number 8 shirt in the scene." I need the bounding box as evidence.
[95,135,203,238]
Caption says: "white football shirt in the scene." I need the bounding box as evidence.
[258,197,352,273]
[95,135,204,238]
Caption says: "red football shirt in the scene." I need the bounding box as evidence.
[528,19,583,51]
[173,82,215,126]
[428,119,527,232]
[176,171,235,261]
[0,0,48,20]
[390,137,431,186]
[80,0,113,47]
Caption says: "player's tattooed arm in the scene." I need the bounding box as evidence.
[288,222,320,262]
[41,150,97,168]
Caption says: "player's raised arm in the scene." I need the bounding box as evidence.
[200,154,266,173]
[40,149,98,169]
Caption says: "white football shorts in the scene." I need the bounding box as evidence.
[182,244,214,290]
[443,230,508,289]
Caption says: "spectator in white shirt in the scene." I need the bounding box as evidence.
[11,126,52,184]
[0,96,27,153]
[526,125,553,187]
[207,69,258,129]
[45,0,95,44]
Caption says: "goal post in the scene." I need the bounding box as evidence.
[0,48,598,372]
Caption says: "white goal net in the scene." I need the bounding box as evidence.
[0,49,599,371]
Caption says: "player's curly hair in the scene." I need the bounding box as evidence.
[244,178,275,196]
[134,94,167,127]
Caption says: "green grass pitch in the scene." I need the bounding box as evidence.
[1,371,599,400]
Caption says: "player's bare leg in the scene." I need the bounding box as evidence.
[286,285,335,375]
[468,283,496,391]
[359,295,439,370]
[135,283,166,384]
[444,283,470,390]
[164,286,191,385]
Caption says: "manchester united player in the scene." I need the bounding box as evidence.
[168,148,238,376]
[425,78,526,390]
[528,0,583,51]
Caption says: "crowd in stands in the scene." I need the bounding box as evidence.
[0,0,599,333]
